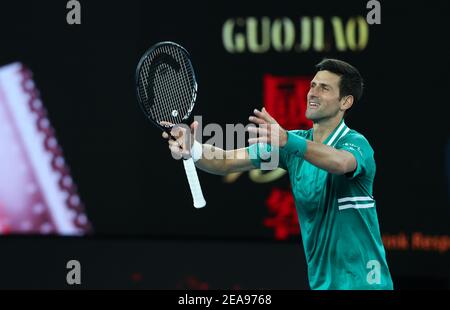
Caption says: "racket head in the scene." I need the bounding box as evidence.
[135,41,198,131]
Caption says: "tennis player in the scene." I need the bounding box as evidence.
[163,59,393,290]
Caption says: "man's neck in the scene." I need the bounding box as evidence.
[312,115,344,144]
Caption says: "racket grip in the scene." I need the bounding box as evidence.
[182,158,206,209]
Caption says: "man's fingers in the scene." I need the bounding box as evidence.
[169,144,179,152]
[170,150,183,160]
[247,126,269,136]
[170,127,181,137]
[253,108,278,124]
[168,140,180,147]
[169,144,182,154]
[253,109,273,123]
[181,150,191,159]
[248,115,267,125]
[248,137,269,145]
[190,121,198,136]
[160,121,174,128]
[161,122,189,161]
[261,107,276,123]
[170,127,184,139]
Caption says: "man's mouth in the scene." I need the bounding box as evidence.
[308,101,319,109]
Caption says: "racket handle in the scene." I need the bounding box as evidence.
[182,158,206,209]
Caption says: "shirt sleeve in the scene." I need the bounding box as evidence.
[336,133,375,179]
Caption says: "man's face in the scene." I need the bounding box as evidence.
[306,70,343,122]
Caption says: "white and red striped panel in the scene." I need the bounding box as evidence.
[0,63,91,235]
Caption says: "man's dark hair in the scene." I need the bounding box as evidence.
[315,58,364,103]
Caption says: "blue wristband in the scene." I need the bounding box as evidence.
[282,131,307,157]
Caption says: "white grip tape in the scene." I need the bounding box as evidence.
[191,140,202,162]
[183,158,206,208]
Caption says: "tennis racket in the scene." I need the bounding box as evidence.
[135,41,206,209]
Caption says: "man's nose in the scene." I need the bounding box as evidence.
[307,87,318,99]
[308,91,318,101]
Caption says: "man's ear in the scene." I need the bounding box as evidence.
[340,95,354,112]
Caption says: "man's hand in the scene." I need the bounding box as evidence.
[162,121,198,160]
[248,108,288,147]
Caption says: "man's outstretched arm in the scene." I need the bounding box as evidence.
[248,108,356,175]
[302,139,356,175]
[162,121,255,176]
[195,145,255,176]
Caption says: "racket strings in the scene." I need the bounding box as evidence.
[138,45,196,126]
[160,45,187,123]
[154,54,189,124]
[169,45,195,123]
[174,47,195,120]
[142,56,175,123]
[153,46,174,123]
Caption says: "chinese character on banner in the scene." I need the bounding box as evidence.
[0,63,91,235]
[264,187,300,240]
[263,74,313,130]
[262,75,310,240]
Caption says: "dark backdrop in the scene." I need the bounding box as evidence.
[0,0,448,288]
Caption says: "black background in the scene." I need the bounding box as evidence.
[0,0,449,288]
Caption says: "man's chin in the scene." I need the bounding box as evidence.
[305,112,316,121]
